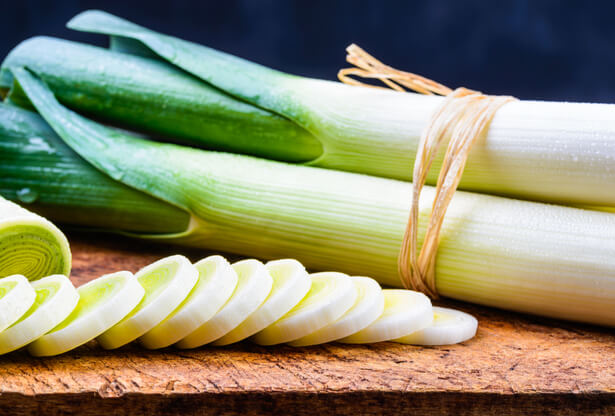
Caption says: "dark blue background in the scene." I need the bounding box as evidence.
[2,0,614,102]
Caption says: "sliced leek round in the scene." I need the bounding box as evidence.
[213,259,311,346]
[0,275,78,354]
[0,275,36,332]
[289,276,384,346]
[395,306,478,345]
[28,271,144,356]
[139,255,238,349]
[339,289,432,344]
[97,255,198,349]
[251,272,357,345]
[177,259,273,348]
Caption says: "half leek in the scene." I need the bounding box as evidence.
[0,195,71,280]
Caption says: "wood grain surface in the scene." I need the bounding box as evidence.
[0,231,614,415]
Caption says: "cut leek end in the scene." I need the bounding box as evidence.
[395,306,478,345]
[0,217,71,281]
[0,275,78,354]
[28,271,144,357]
[97,255,198,349]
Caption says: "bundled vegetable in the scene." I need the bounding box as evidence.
[2,10,614,207]
[1,68,613,327]
[0,194,70,280]
[0,255,477,356]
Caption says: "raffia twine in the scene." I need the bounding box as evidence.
[339,44,516,298]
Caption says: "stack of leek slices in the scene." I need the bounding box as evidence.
[0,255,477,356]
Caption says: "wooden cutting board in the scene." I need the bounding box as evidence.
[0,232,613,415]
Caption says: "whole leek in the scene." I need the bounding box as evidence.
[5,67,614,326]
[53,10,615,207]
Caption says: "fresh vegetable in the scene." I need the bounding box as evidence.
[252,272,358,345]
[139,255,237,349]
[289,276,384,347]
[213,259,311,346]
[0,103,190,233]
[339,290,433,344]
[0,275,36,332]
[10,9,605,207]
[395,306,478,346]
[28,271,144,356]
[177,259,273,348]
[0,37,320,163]
[0,255,476,355]
[0,275,78,354]
[97,255,198,349]
[7,68,615,326]
[0,195,71,280]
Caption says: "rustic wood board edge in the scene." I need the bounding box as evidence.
[1,391,614,416]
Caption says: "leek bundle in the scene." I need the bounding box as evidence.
[0,195,71,280]
[3,68,614,326]
[3,10,613,206]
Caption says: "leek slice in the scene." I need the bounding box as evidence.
[0,196,71,280]
[395,306,478,345]
[213,259,311,345]
[0,275,78,354]
[139,255,237,349]
[28,271,144,356]
[0,275,36,332]
[340,289,433,344]
[252,272,357,345]
[177,259,273,348]
[97,255,198,349]
[289,276,384,346]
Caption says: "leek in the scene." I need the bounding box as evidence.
[28,271,145,357]
[0,275,36,331]
[97,255,198,349]
[0,275,79,354]
[395,306,478,346]
[0,194,71,280]
[139,255,238,349]
[339,290,433,344]
[28,9,609,207]
[252,272,358,346]
[289,276,384,347]
[5,68,615,327]
[0,37,320,162]
[0,103,190,233]
[176,259,273,348]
